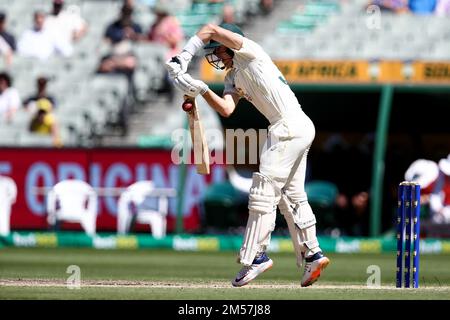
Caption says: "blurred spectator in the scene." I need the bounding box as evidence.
[0,35,13,66]
[124,0,136,7]
[0,12,16,51]
[23,76,56,113]
[435,0,450,15]
[105,4,143,45]
[409,0,437,14]
[98,4,142,77]
[368,0,410,13]
[260,0,274,15]
[0,12,16,66]
[0,72,21,123]
[429,154,450,224]
[18,11,72,60]
[146,2,184,101]
[29,98,62,147]
[45,0,88,44]
[147,2,183,58]
[369,0,439,14]
[221,3,236,24]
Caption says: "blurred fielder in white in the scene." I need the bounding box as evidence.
[47,180,98,236]
[404,159,439,195]
[429,155,450,224]
[117,181,169,239]
[0,175,17,237]
[165,23,329,287]
[405,157,450,224]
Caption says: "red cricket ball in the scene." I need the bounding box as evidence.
[182,101,193,112]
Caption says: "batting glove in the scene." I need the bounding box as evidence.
[165,51,192,78]
[173,73,209,97]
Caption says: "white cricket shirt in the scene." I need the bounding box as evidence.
[224,36,302,124]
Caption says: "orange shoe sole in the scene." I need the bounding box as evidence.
[301,257,330,287]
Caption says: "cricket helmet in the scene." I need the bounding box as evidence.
[204,23,244,70]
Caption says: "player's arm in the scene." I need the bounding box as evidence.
[170,71,238,117]
[165,24,243,76]
[172,72,239,117]
[202,90,239,118]
[196,23,243,51]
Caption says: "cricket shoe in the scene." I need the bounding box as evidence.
[301,251,330,287]
[232,252,273,287]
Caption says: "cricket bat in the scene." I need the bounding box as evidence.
[183,95,210,175]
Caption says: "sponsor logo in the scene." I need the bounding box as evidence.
[336,239,361,253]
[441,242,450,254]
[116,236,138,249]
[198,238,219,251]
[278,240,293,252]
[36,233,57,247]
[420,240,442,254]
[423,64,450,80]
[360,240,382,253]
[13,233,37,247]
[173,236,198,251]
[93,236,117,249]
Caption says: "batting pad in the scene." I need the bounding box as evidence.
[279,195,320,263]
[283,211,306,267]
[239,173,278,266]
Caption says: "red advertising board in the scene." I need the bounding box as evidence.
[0,148,225,232]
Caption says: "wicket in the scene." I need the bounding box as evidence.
[396,181,421,288]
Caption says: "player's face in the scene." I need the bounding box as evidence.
[214,46,233,69]
[205,45,233,70]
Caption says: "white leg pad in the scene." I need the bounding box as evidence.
[283,210,305,267]
[239,211,276,265]
[239,173,278,266]
[279,195,320,262]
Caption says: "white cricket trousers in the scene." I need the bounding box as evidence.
[239,109,318,265]
[260,110,315,195]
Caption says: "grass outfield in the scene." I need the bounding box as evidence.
[0,247,449,299]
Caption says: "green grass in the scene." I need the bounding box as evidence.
[1,248,449,299]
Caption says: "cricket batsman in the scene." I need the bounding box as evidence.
[165,23,330,287]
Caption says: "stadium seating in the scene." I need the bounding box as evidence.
[0,0,285,147]
[262,0,450,61]
[46,179,98,236]
[175,0,263,37]
[3,0,448,148]
[0,0,164,147]
[117,180,176,238]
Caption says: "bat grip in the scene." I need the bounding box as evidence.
[171,56,181,64]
